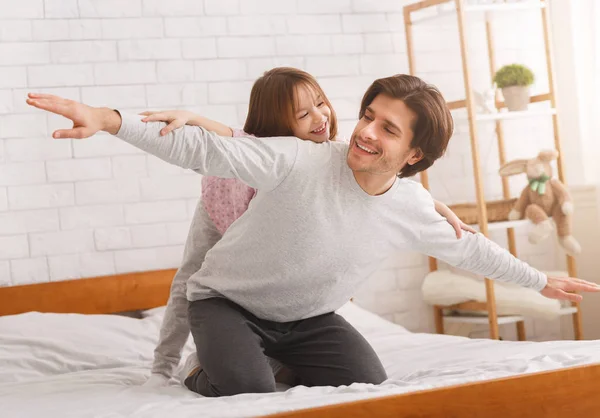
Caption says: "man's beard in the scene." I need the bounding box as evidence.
[347,141,410,176]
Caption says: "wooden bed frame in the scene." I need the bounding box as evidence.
[1,270,599,418]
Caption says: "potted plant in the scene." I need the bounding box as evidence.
[493,64,535,111]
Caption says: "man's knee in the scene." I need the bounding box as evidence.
[214,366,276,396]
[355,365,387,385]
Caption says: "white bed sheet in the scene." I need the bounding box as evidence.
[1,303,599,418]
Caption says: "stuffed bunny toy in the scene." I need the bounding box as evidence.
[498,150,581,256]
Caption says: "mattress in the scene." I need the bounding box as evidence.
[1,302,599,418]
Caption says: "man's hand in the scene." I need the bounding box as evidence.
[541,276,600,302]
[26,93,122,138]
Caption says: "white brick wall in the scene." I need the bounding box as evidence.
[0,0,44,19]
[0,162,46,186]
[0,188,7,211]
[51,41,117,63]
[8,184,74,210]
[48,252,115,281]
[165,17,227,37]
[0,235,29,259]
[11,257,48,285]
[44,0,78,19]
[94,62,156,85]
[0,261,10,286]
[32,20,69,41]
[0,23,31,43]
[0,0,564,340]
[30,230,95,256]
[0,209,60,235]
[143,0,204,17]
[59,205,124,230]
[69,20,102,40]
[29,64,95,87]
[94,227,131,251]
[75,179,140,205]
[78,0,142,19]
[46,158,112,182]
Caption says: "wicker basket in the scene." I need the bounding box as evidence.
[449,198,517,225]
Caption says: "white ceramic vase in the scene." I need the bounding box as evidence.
[501,85,530,111]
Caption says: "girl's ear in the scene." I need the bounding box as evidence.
[498,159,528,177]
[537,149,559,162]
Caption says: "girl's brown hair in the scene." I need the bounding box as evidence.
[243,67,338,141]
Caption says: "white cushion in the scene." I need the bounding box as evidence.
[421,270,565,320]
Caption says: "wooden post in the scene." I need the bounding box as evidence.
[485,13,524,340]
[420,171,439,271]
[485,15,517,256]
[404,8,417,76]
[434,306,445,334]
[455,0,499,339]
[516,321,526,341]
[540,0,583,340]
[406,6,440,326]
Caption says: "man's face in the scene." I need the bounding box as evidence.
[347,94,422,178]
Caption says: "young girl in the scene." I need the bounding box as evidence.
[141,67,473,388]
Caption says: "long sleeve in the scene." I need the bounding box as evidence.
[116,112,299,192]
[151,201,223,378]
[408,186,547,292]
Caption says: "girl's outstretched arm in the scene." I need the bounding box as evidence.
[139,110,234,137]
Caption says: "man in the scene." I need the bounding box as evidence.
[27,74,599,398]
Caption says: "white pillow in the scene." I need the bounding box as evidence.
[0,312,161,383]
[421,270,564,320]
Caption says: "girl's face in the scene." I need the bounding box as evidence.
[291,84,332,143]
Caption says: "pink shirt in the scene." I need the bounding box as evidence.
[201,129,256,235]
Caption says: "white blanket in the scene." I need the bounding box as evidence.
[1,303,599,418]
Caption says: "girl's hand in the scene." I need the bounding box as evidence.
[139,110,199,136]
[434,200,477,238]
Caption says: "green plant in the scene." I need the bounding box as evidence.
[493,64,535,88]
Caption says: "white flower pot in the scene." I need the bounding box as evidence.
[501,86,530,111]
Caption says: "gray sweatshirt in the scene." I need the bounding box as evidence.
[116,113,547,374]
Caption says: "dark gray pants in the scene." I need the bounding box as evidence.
[185,298,387,397]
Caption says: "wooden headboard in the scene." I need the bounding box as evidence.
[0,269,175,316]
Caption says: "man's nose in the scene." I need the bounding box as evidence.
[360,122,377,141]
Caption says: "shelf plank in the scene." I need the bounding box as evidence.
[468,219,530,231]
[409,1,547,25]
[443,314,525,325]
[465,1,547,13]
[558,307,578,316]
[442,307,577,325]
[447,93,551,111]
[453,108,557,122]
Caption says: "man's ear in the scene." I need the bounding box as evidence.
[407,148,424,166]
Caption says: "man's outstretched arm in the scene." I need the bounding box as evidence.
[26,93,298,191]
[404,182,600,302]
